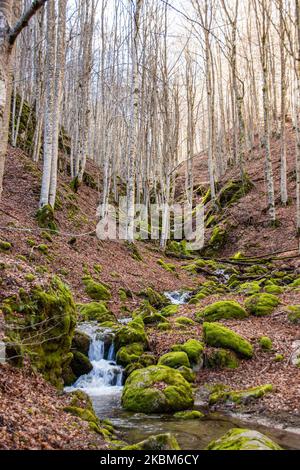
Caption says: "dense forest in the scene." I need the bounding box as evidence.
[1,0,300,455]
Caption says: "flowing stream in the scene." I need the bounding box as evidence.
[65,293,300,449]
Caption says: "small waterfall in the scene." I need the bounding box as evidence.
[164,291,191,305]
[65,323,123,396]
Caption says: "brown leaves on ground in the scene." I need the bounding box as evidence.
[0,363,107,450]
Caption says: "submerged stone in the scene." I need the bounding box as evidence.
[173,410,204,420]
[122,433,180,450]
[206,428,282,450]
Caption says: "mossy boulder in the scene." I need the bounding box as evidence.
[70,351,93,378]
[285,305,300,324]
[206,349,239,369]
[174,316,196,327]
[206,428,282,450]
[218,177,253,208]
[122,433,180,450]
[78,302,116,324]
[173,410,204,420]
[139,287,169,308]
[157,259,176,273]
[264,285,284,294]
[209,384,273,405]
[157,321,172,331]
[238,281,262,295]
[245,293,279,316]
[2,277,76,388]
[0,240,12,251]
[114,317,148,351]
[196,300,248,323]
[158,352,190,369]
[176,366,196,383]
[72,330,91,356]
[205,226,227,254]
[82,276,111,301]
[160,305,179,317]
[203,322,253,359]
[116,342,145,367]
[171,339,204,369]
[259,336,273,351]
[122,365,194,413]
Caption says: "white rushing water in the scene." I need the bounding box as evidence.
[65,322,123,397]
[164,291,191,305]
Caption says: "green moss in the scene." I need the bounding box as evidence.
[196,300,248,323]
[78,302,116,324]
[160,305,179,317]
[166,240,190,256]
[24,274,36,282]
[157,259,176,273]
[158,352,190,369]
[203,322,253,358]
[285,305,300,324]
[2,277,76,388]
[290,278,300,288]
[245,293,279,316]
[259,336,273,351]
[36,205,57,232]
[218,177,253,208]
[202,188,211,205]
[206,428,282,450]
[0,240,12,251]
[264,284,284,294]
[122,433,180,450]
[274,354,284,362]
[118,288,128,302]
[116,343,145,367]
[231,252,245,260]
[171,339,204,367]
[139,287,169,309]
[70,351,93,377]
[16,255,27,262]
[122,365,194,413]
[174,316,196,326]
[37,244,48,255]
[157,321,172,331]
[114,318,148,351]
[206,349,239,369]
[206,226,227,253]
[82,276,111,301]
[238,281,262,295]
[176,366,196,383]
[209,384,273,405]
[124,241,143,261]
[173,410,204,420]
[72,330,91,356]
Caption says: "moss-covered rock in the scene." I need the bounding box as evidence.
[171,339,204,367]
[122,365,194,413]
[158,352,190,369]
[196,300,248,323]
[245,293,279,316]
[209,384,273,405]
[285,305,300,324]
[176,366,196,383]
[72,330,91,356]
[238,281,262,295]
[218,177,253,208]
[259,336,273,351]
[203,322,253,358]
[114,317,148,351]
[173,410,204,420]
[2,277,76,388]
[206,349,239,369]
[157,321,172,331]
[160,305,179,317]
[82,276,111,301]
[205,225,227,254]
[70,351,93,378]
[78,302,116,324]
[0,240,12,251]
[116,342,145,367]
[122,433,180,450]
[139,287,169,309]
[174,316,196,326]
[264,284,284,294]
[206,428,282,450]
